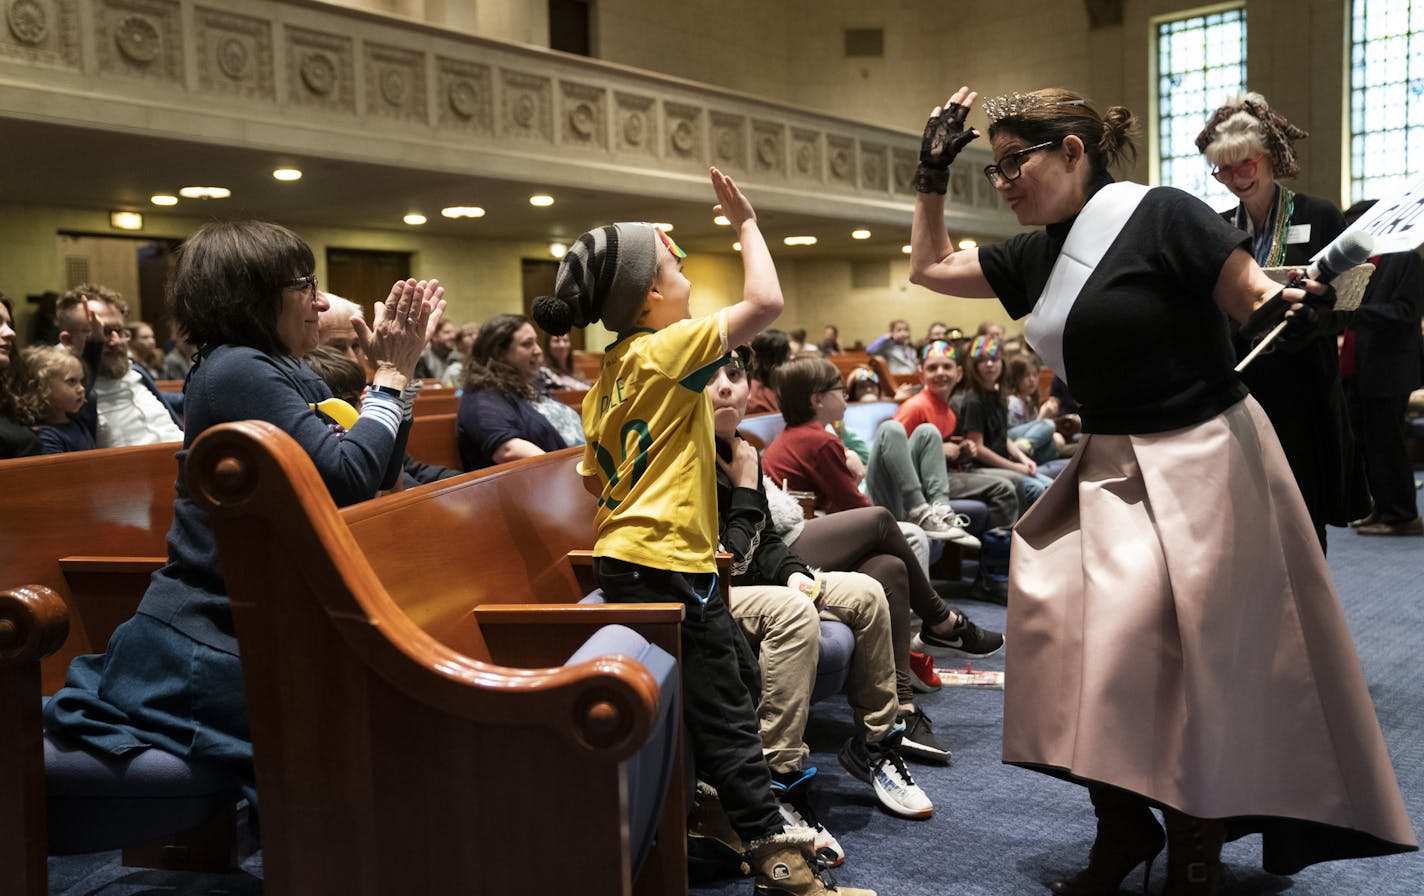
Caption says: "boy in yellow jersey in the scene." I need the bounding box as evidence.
[532,169,873,896]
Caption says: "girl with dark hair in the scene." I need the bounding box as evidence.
[457,312,581,469]
[43,220,444,796]
[908,85,1414,892]
[537,330,590,392]
[0,296,42,458]
[957,335,1053,504]
[746,327,791,414]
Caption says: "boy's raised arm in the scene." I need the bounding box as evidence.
[713,167,784,348]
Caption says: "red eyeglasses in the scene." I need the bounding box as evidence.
[1210,154,1267,183]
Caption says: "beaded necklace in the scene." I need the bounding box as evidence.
[1235,184,1294,267]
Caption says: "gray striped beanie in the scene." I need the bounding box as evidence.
[531,222,658,335]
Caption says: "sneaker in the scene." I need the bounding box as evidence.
[908,650,942,693]
[771,769,845,868]
[838,728,933,819]
[914,610,1004,658]
[1356,516,1424,536]
[895,707,951,765]
[909,503,980,548]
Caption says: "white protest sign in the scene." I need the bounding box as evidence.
[1329,172,1424,257]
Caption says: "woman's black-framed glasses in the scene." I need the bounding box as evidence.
[282,275,318,295]
[983,139,1062,188]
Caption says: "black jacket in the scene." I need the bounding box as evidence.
[714,435,812,588]
[1349,250,1424,397]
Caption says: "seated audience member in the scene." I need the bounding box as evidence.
[747,328,791,414]
[304,345,459,487]
[0,295,42,458]
[536,330,591,392]
[956,337,1053,506]
[456,313,582,470]
[1003,354,1065,464]
[162,327,198,380]
[53,283,118,358]
[818,324,842,356]
[846,366,887,402]
[415,319,461,381]
[44,220,445,798]
[713,359,932,861]
[975,320,1006,343]
[83,289,185,447]
[316,293,367,369]
[128,320,165,379]
[439,320,481,388]
[867,318,918,375]
[23,343,99,453]
[722,350,1002,766]
[787,328,808,356]
[763,356,979,546]
[917,321,950,352]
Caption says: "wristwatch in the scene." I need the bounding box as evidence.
[368,384,402,398]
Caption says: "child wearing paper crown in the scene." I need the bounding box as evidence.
[530,168,874,896]
[956,335,1054,507]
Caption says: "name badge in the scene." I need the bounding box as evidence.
[1286,224,1311,244]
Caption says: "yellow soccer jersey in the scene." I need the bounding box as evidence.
[580,311,730,573]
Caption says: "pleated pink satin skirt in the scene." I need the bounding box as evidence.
[1004,396,1416,873]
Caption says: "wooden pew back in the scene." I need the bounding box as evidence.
[0,444,178,691]
[405,412,462,472]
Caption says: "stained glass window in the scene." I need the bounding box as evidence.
[1349,0,1424,202]
[1156,7,1247,210]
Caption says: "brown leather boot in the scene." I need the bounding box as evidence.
[1048,785,1165,895]
[747,828,876,896]
[1161,809,1224,896]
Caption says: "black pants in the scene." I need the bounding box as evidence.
[594,556,783,844]
[1348,386,1420,523]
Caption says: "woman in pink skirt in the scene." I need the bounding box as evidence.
[904,84,1416,894]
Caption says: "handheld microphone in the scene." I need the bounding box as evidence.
[1236,230,1376,373]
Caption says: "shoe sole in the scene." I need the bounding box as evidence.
[897,739,951,765]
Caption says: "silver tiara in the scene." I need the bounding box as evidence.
[982,92,1088,125]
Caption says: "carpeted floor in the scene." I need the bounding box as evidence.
[47,520,1424,895]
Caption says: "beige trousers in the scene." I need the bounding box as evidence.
[728,570,898,774]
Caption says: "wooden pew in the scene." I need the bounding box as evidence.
[0,445,177,693]
[187,425,685,896]
[412,389,460,417]
[827,351,872,380]
[573,349,603,383]
[405,412,462,472]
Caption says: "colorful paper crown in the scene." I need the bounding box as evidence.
[969,336,1001,359]
[847,366,879,385]
[921,340,958,362]
[653,227,686,259]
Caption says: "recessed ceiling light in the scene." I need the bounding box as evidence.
[441,206,486,218]
[109,211,143,231]
[957,238,978,249]
[150,194,178,206]
[178,186,231,199]
[272,168,302,182]
[732,242,742,252]
[652,222,674,232]
[783,236,817,246]
[530,194,555,207]
[550,242,568,257]
[851,229,872,240]
[403,213,427,226]
[714,215,731,226]
[901,245,912,254]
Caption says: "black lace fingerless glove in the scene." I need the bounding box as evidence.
[914,102,978,195]
[1241,285,1338,344]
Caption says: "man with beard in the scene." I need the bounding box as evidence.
[75,287,183,447]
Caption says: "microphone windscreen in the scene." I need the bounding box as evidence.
[1310,231,1376,282]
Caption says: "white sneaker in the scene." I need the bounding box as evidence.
[909,504,980,549]
[933,506,982,550]
[772,770,846,867]
[839,731,934,819]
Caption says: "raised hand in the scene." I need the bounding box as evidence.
[710,167,756,230]
[915,86,980,194]
[357,278,447,385]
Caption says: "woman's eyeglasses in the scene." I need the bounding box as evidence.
[984,139,1063,188]
[282,275,318,295]
[1210,154,1267,183]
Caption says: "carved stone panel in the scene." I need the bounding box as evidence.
[1,0,79,67]
[826,134,856,188]
[196,7,273,100]
[560,80,607,150]
[751,120,785,177]
[709,111,746,171]
[614,91,655,158]
[96,0,181,84]
[501,69,552,142]
[287,26,355,114]
[790,128,821,182]
[891,147,918,196]
[664,101,702,163]
[949,168,972,205]
[859,141,887,192]
[366,43,425,121]
[437,57,492,135]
